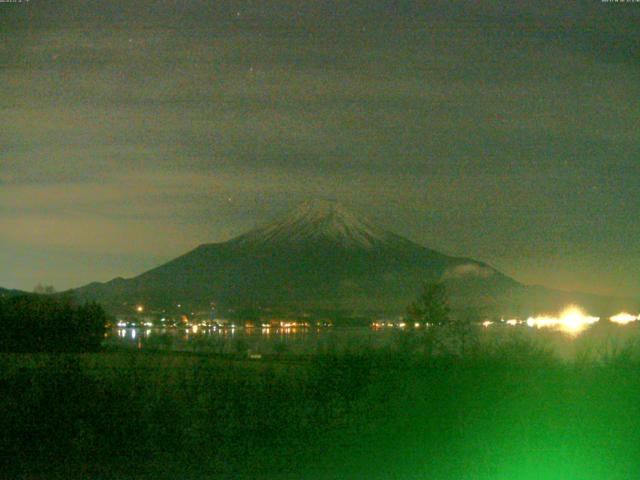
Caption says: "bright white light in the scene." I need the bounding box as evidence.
[482,320,493,328]
[561,307,598,334]
[526,306,599,335]
[610,312,638,325]
[506,319,518,326]
[526,316,556,329]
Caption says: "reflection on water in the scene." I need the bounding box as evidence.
[106,320,640,359]
[107,325,391,355]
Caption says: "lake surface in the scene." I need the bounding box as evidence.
[106,325,395,355]
[105,322,640,359]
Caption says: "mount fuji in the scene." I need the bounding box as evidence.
[72,200,635,318]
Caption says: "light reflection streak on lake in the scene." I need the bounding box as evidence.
[106,322,640,359]
[107,326,388,355]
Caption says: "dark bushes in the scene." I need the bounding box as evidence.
[0,294,107,352]
[4,341,640,478]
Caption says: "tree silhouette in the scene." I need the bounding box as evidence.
[407,281,451,326]
[33,283,56,294]
[0,295,107,352]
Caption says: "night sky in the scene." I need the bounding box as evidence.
[1,1,638,297]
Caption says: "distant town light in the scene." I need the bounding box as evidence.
[610,312,638,325]
[526,306,599,335]
[136,305,144,313]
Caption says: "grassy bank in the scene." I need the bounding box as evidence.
[2,341,640,479]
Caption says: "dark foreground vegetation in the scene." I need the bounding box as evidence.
[3,339,640,480]
[0,294,106,352]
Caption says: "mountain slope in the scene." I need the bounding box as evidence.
[0,287,26,299]
[72,200,636,317]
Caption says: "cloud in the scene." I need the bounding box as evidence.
[443,263,496,280]
[1,0,639,296]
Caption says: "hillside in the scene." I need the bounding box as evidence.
[72,201,636,318]
[0,287,26,299]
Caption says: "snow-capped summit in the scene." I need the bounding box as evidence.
[71,199,631,318]
[233,199,397,249]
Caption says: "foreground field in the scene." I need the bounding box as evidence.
[3,340,640,479]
